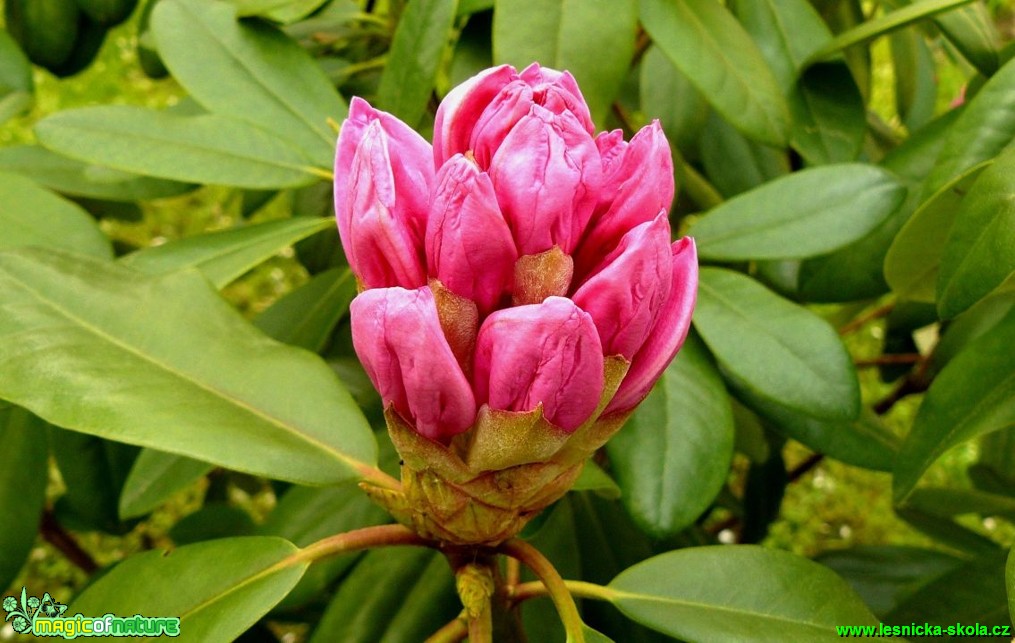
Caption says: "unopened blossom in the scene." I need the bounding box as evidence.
[334,63,698,544]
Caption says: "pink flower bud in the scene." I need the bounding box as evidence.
[351,286,476,441]
[606,237,698,414]
[489,105,602,255]
[575,121,674,276]
[434,63,594,168]
[335,98,434,288]
[474,297,604,432]
[573,213,674,360]
[425,155,517,314]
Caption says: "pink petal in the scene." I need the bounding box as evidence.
[433,65,517,167]
[474,297,605,432]
[351,287,477,441]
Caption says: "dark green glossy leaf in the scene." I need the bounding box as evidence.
[694,268,860,421]
[692,164,905,260]
[309,547,456,643]
[259,482,389,610]
[52,429,140,534]
[0,407,48,590]
[639,46,708,155]
[36,107,320,189]
[894,306,1015,502]
[891,27,936,131]
[937,147,1015,319]
[170,504,256,544]
[0,170,112,259]
[1008,547,1014,624]
[119,450,214,519]
[0,28,33,124]
[885,551,1011,636]
[608,546,878,641]
[493,0,637,126]
[807,0,979,63]
[816,546,964,617]
[933,292,1015,373]
[640,0,789,146]
[0,145,193,202]
[921,55,1015,199]
[606,334,734,537]
[908,487,1015,521]
[70,537,308,643]
[699,112,788,198]
[571,460,621,499]
[928,0,1001,77]
[0,247,377,486]
[120,217,332,289]
[254,267,355,353]
[896,505,1002,557]
[378,0,458,128]
[884,161,990,303]
[153,0,344,165]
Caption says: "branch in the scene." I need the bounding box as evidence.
[40,509,99,574]
[425,611,469,643]
[499,539,585,643]
[296,524,432,563]
[838,301,895,336]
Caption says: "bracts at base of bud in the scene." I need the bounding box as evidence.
[361,356,631,546]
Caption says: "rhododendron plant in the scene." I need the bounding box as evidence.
[335,63,697,545]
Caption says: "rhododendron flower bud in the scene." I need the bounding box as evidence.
[351,286,476,441]
[425,154,516,314]
[334,97,434,289]
[334,65,698,546]
[474,297,604,432]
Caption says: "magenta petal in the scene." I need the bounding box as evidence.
[433,65,517,167]
[489,105,602,255]
[351,287,477,441]
[469,80,533,167]
[426,155,518,313]
[474,297,605,432]
[606,237,698,414]
[572,213,673,360]
[519,63,595,135]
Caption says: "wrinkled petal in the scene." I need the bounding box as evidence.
[489,105,602,255]
[519,63,594,135]
[434,65,516,167]
[351,287,477,441]
[572,213,673,359]
[469,80,533,167]
[474,297,604,432]
[576,121,674,276]
[606,237,698,414]
[426,154,518,313]
[334,98,434,288]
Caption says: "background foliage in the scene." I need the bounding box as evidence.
[1,0,1015,641]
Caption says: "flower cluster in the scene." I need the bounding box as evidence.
[335,64,697,543]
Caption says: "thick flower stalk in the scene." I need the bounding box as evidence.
[335,64,698,545]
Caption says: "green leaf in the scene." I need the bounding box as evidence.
[119,450,214,519]
[693,268,860,421]
[0,247,377,486]
[884,161,990,303]
[894,306,1015,502]
[170,503,257,544]
[807,0,979,63]
[0,28,33,125]
[493,0,637,126]
[230,0,331,23]
[921,55,1015,199]
[70,537,308,643]
[309,547,457,643]
[908,486,1015,521]
[692,165,904,260]
[608,546,878,641]
[520,500,582,642]
[0,407,48,591]
[933,292,1015,373]
[0,171,113,259]
[891,25,937,131]
[1008,547,1014,624]
[378,0,458,128]
[259,482,389,610]
[816,546,964,617]
[606,334,734,537]
[885,551,1011,635]
[153,0,345,166]
[699,112,789,198]
[36,106,320,189]
[583,625,616,643]
[926,0,1001,77]
[937,147,1015,319]
[0,145,193,202]
[640,0,789,146]
[254,267,356,353]
[571,460,621,499]
[120,217,332,289]
[52,430,140,534]
[639,46,708,154]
